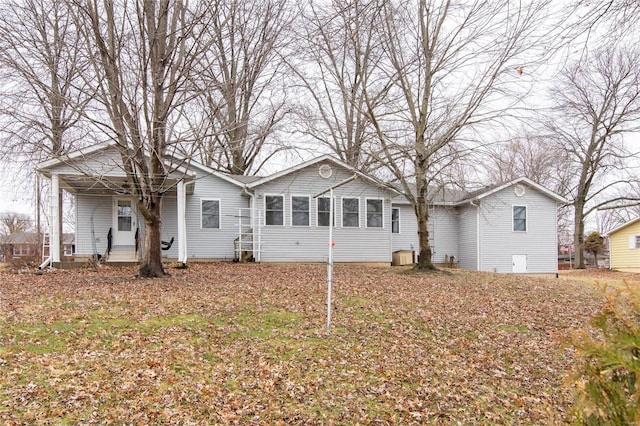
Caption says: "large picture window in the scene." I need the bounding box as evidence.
[513,206,527,232]
[265,195,284,226]
[291,196,310,226]
[342,198,359,227]
[366,199,383,228]
[201,199,220,229]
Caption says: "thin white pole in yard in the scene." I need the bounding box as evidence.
[314,174,358,332]
[327,188,334,331]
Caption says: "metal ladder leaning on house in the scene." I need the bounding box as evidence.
[38,233,51,269]
[234,208,262,262]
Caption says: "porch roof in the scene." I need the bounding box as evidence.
[37,142,196,195]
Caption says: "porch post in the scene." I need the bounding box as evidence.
[177,180,187,264]
[50,174,61,264]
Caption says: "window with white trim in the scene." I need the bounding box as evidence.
[317,197,334,227]
[265,195,284,226]
[366,199,383,228]
[291,196,310,226]
[391,208,400,234]
[201,199,220,229]
[342,198,359,227]
[629,235,640,249]
[513,206,527,232]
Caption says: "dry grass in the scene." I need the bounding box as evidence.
[0,263,606,424]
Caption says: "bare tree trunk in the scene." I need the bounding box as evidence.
[415,184,435,270]
[139,199,165,277]
[573,199,586,269]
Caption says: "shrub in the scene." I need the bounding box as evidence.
[568,284,640,425]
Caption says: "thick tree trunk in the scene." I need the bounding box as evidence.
[138,198,167,278]
[414,185,436,271]
[573,200,586,269]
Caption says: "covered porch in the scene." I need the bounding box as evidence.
[37,147,195,267]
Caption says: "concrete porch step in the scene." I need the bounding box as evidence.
[107,245,137,262]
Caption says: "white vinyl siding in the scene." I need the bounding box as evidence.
[366,198,383,228]
[342,198,360,227]
[201,199,220,229]
[479,187,558,273]
[253,161,393,263]
[291,196,310,226]
[265,195,284,226]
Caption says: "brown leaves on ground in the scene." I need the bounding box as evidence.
[0,263,607,424]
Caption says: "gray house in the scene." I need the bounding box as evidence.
[37,143,566,273]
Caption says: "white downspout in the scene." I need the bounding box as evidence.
[177,180,191,266]
[242,186,257,262]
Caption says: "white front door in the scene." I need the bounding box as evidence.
[512,254,527,273]
[113,198,137,246]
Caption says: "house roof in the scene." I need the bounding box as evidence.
[605,217,640,236]
[391,177,566,206]
[37,141,197,179]
[0,232,74,245]
[457,177,568,205]
[246,154,398,194]
[36,141,249,190]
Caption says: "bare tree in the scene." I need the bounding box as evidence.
[0,0,94,261]
[290,0,386,172]
[483,134,571,191]
[182,0,294,175]
[72,1,213,277]
[548,46,640,269]
[0,0,91,160]
[363,0,561,270]
[0,212,32,236]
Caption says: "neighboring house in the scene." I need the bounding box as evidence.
[606,217,640,272]
[36,143,566,273]
[0,232,75,262]
[0,232,39,261]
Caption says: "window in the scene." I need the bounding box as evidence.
[63,244,75,256]
[630,235,640,249]
[201,199,220,229]
[513,206,527,231]
[265,195,284,226]
[342,198,360,227]
[13,245,30,256]
[391,208,400,234]
[317,197,334,227]
[637,236,640,249]
[117,200,133,231]
[291,196,310,226]
[366,199,383,228]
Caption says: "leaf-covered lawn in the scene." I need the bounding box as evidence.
[0,263,606,424]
